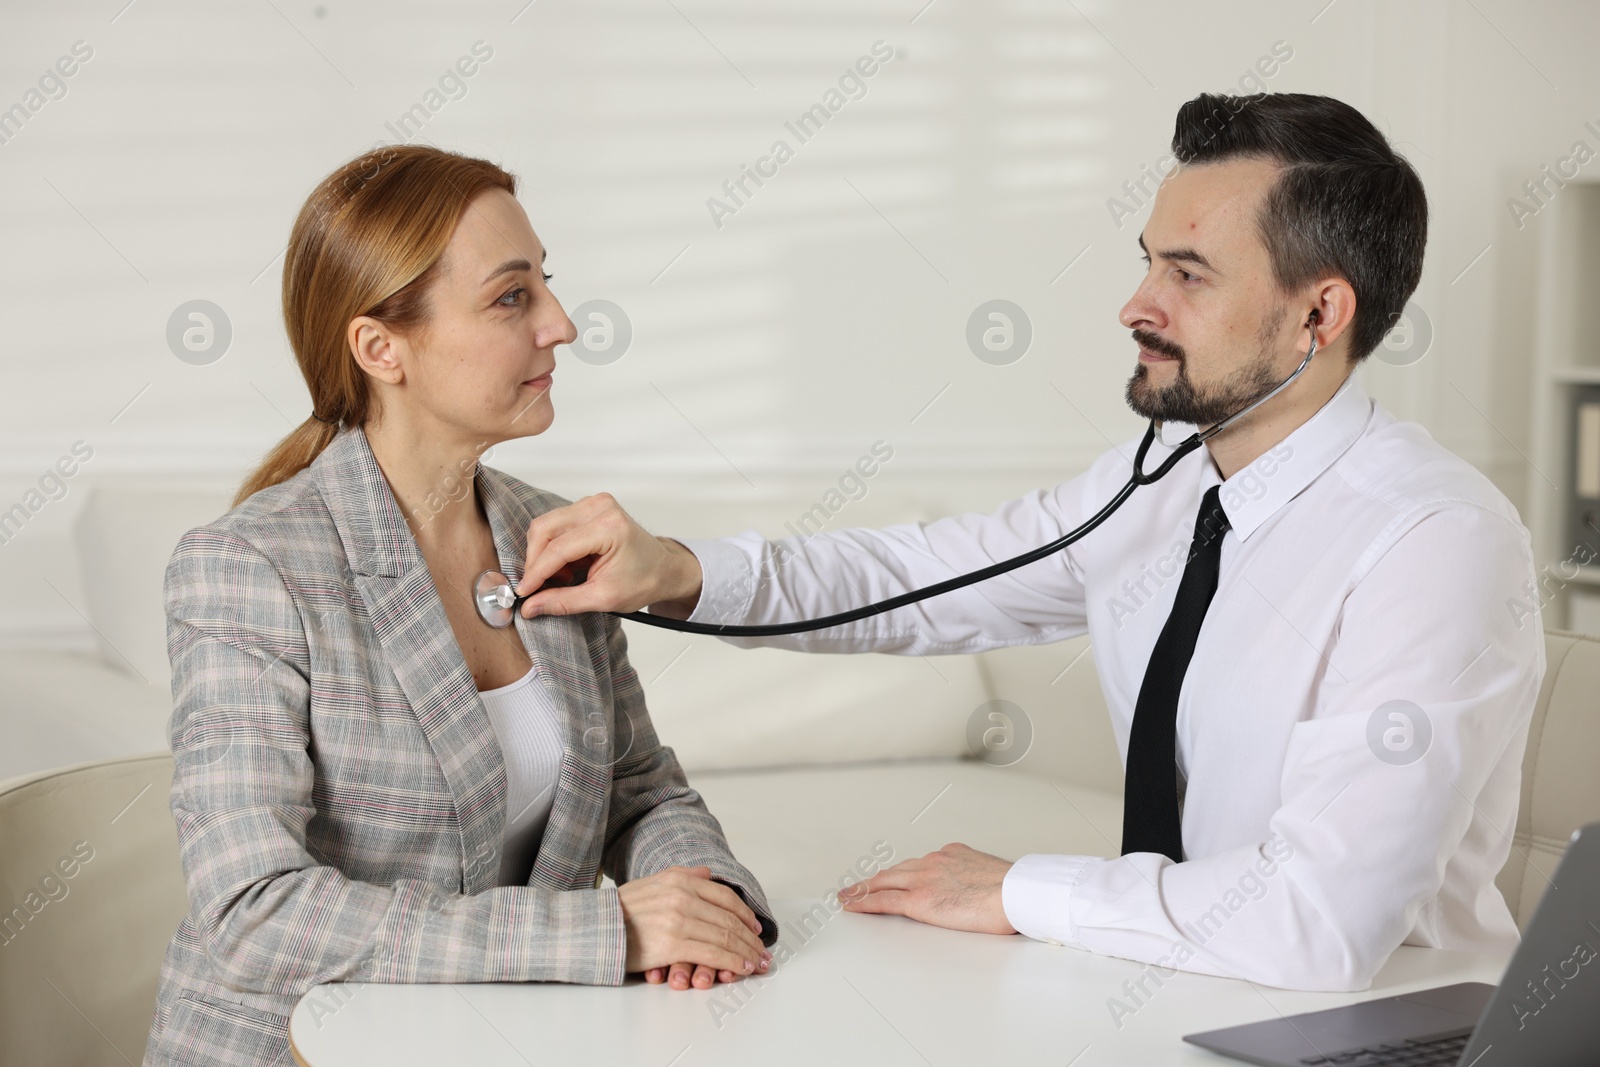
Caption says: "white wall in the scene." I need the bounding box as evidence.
[0,0,1594,648]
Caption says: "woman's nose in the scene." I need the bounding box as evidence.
[540,303,577,349]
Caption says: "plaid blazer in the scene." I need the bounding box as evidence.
[142,426,776,1067]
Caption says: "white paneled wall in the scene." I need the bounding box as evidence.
[0,0,1595,647]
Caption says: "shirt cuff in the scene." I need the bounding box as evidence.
[1002,853,1101,948]
[671,536,756,627]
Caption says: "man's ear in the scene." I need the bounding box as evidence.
[348,315,405,386]
[1303,279,1357,356]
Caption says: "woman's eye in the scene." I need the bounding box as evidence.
[542,272,553,283]
[498,287,527,307]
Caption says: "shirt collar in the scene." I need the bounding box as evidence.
[1154,370,1373,542]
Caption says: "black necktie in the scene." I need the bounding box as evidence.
[1121,484,1231,863]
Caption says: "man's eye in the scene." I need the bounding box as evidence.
[1176,269,1199,283]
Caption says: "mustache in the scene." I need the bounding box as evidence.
[1132,328,1185,361]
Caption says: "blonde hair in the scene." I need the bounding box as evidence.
[233,145,517,507]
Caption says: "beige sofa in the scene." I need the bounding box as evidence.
[1,485,1595,1065]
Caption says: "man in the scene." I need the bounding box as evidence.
[507,92,1543,992]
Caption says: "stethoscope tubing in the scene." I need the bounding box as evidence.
[607,430,1182,637]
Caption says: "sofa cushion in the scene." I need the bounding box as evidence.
[73,484,234,691]
[590,491,999,771]
[972,635,1123,793]
[0,650,172,783]
[623,619,989,771]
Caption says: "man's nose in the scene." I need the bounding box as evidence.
[1120,286,1166,332]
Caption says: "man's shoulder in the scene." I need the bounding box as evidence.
[1331,406,1525,533]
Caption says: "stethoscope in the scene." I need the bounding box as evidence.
[474,315,1320,636]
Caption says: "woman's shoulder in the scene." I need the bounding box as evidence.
[170,466,335,572]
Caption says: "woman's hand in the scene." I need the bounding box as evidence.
[643,960,757,990]
[516,493,703,618]
[618,866,771,987]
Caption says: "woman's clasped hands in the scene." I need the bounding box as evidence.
[617,865,772,990]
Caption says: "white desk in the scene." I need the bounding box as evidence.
[289,898,1509,1066]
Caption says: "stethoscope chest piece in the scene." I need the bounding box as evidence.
[474,569,523,628]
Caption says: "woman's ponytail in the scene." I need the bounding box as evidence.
[231,416,340,508]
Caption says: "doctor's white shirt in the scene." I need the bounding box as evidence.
[673,370,1546,991]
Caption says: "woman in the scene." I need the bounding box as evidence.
[142,145,776,1067]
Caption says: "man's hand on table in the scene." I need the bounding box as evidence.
[517,493,703,619]
[841,843,1018,935]
[617,866,772,991]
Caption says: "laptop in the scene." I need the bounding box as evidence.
[1184,822,1600,1067]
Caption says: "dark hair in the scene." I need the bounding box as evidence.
[1171,92,1427,362]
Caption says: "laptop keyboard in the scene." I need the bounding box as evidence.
[1298,1030,1471,1066]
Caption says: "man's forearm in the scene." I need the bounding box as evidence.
[646,537,704,620]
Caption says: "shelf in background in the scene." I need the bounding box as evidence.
[1529,181,1600,632]
[1569,564,1600,587]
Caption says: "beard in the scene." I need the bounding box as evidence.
[1124,305,1291,428]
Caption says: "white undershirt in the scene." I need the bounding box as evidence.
[476,665,565,886]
